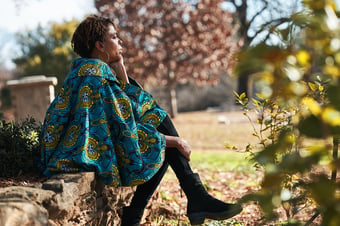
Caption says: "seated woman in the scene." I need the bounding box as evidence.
[38,15,242,225]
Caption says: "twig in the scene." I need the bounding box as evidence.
[331,136,338,181]
[304,209,320,226]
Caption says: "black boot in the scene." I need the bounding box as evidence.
[180,173,243,225]
[121,206,144,226]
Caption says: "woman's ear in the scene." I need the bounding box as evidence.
[95,41,105,52]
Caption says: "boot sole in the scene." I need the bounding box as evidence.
[188,205,243,225]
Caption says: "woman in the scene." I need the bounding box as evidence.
[38,15,242,225]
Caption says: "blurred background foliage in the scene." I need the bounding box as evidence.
[12,20,78,91]
[235,0,340,225]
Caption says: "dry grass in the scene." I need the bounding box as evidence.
[166,110,261,175]
[172,110,259,152]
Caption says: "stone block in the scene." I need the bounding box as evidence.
[6,75,58,122]
[0,172,135,225]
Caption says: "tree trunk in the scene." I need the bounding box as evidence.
[237,73,253,98]
[167,84,178,118]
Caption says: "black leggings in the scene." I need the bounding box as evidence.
[129,115,193,209]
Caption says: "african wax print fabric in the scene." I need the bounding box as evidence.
[38,58,167,187]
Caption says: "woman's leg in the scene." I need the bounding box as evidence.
[121,160,169,226]
[157,116,243,225]
[156,116,195,181]
[122,116,187,225]
[129,161,169,209]
[123,115,242,225]
[127,116,181,209]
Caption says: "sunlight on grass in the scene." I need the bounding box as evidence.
[164,150,259,189]
[190,150,254,173]
[172,111,259,152]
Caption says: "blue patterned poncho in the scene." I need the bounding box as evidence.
[38,58,167,187]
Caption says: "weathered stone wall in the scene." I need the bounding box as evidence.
[0,173,135,226]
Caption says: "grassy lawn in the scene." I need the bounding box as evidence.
[171,110,259,151]
[190,150,253,173]
[163,149,259,190]
[163,110,260,180]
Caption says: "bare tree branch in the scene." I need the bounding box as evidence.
[248,2,268,31]
[222,0,302,97]
[251,17,292,44]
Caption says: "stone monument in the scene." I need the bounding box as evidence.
[6,75,57,122]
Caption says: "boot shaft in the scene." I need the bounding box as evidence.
[121,206,144,226]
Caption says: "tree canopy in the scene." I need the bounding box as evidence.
[13,20,78,91]
[95,0,239,117]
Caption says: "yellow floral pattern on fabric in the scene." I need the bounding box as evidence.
[115,144,131,166]
[55,159,78,173]
[146,162,162,169]
[138,130,148,153]
[85,137,99,160]
[142,113,162,125]
[78,64,101,76]
[42,125,60,149]
[79,86,93,108]
[110,165,120,187]
[129,179,147,186]
[141,101,153,116]
[91,118,107,126]
[113,97,131,120]
[63,125,80,147]
[55,88,70,110]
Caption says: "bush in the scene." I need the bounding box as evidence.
[0,117,41,177]
[234,1,340,225]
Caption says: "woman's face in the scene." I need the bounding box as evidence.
[101,24,123,63]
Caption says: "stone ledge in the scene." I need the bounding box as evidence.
[0,172,135,226]
[6,76,58,89]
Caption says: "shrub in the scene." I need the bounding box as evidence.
[0,117,41,177]
[234,1,340,225]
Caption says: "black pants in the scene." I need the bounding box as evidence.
[129,115,193,209]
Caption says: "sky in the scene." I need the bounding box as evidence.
[0,0,97,70]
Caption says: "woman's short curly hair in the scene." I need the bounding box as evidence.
[71,15,116,58]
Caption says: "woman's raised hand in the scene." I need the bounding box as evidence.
[109,56,129,83]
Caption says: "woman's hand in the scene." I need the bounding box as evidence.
[165,135,191,161]
[109,56,129,83]
[176,137,191,161]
